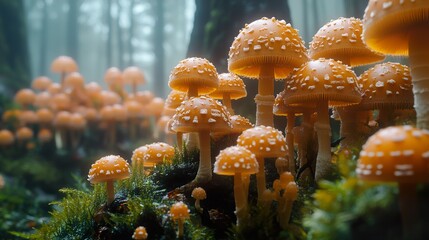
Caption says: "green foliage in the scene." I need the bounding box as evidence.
[25,159,213,240]
[304,150,400,240]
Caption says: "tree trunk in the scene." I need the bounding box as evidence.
[116,0,124,68]
[67,0,79,61]
[106,0,113,67]
[128,0,135,66]
[38,0,48,76]
[153,0,165,97]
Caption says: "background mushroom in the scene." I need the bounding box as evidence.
[209,73,247,115]
[123,66,145,94]
[228,17,308,126]
[50,56,78,85]
[0,129,15,147]
[132,226,148,240]
[191,187,206,213]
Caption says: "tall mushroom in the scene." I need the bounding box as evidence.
[123,66,145,94]
[237,125,287,203]
[214,146,259,228]
[356,125,429,238]
[50,56,78,85]
[284,59,362,181]
[88,155,130,204]
[209,73,247,115]
[228,17,308,126]
[172,96,231,183]
[362,0,429,129]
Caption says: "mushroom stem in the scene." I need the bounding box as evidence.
[176,132,183,152]
[61,72,66,86]
[222,93,234,115]
[132,82,137,95]
[338,109,371,149]
[410,28,429,130]
[234,172,248,228]
[286,113,296,176]
[256,157,266,204]
[194,199,202,213]
[177,218,184,238]
[314,101,332,181]
[255,64,275,126]
[195,130,212,183]
[298,112,313,181]
[187,87,198,98]
[242,174,250,201]
[129,118,138,141]
[106,180,115,204]
[398,182,418,239]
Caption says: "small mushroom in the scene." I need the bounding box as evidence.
[88,155,131,204]
[169,201,190,238]
[14,89,36,110]
[191,187,207,213]
[38,128,53,143]
[0,129,15,147]
[131,142,175,173]
[32,76,52,92]
[15,127,33,143]
[209,73,247,115]
[132,226,148,240]
[50,56,78,85]
[214,146,259,228]
[123,66,145,94]
[36,108,54,128]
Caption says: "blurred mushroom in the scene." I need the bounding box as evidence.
[228,17,308,126]
[237,125,287,204]
[51,56,78,85]
[169,201,190,238]
[132,226,148,240]
[191,187,207,213]
[54,111,71,149]
[209,73,246,115]
[14,89,36,110]
[68,113,86,150]
[0,129,15,147]
[163,90,186,117]
[34,92,52,108]
[88,155,130,204]
[16,126,33,143]
[36,108,54,128]
[38,128,53,144]
[214,146,259,228]
[131,142,175,173]
[144,97,164,139]
[157,115,172,144]
[172,96,231,183]
[363,0,429,129]
[123,66,145,94]
[124,100,143,141]
[19,110,38,127]
[104,67,125,98]
[32,76,52,92]
[47,83,62,95]
[284,59,361,181]
[356,125,429,238]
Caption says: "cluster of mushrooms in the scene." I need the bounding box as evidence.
[0,56,170,151]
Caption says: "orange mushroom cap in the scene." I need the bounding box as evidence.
[36,108,54,124]
[104,67,123,86]
[123,66,145,85]
[363,0,429,55]
[35,92,52,108]
[68,113,87,130]
[38,128,53,143]
[237,125,287,158]
[51,56,78,73]
[88,155,131,183]
[157,116,171,131]
[169,57,219,95]
[228,17,308,79]
[309,17,384,66]
[50,93,71,111]
[85,82,102,97]
[164,90,186,109]
[15,89,36,106]
[32,76,52,91]
[64,72,85,89]
[100,91,121,106]
[357,62,413,110]
[124,100,143,118]
[284,58,362,107]
[0,129,15,146]
[214,146,259,176]
[273,90,315,116]
[230,115,254,134]
[191,187,207,200]
[19,110,38,125]
[16,127,33,141]
[54,111,71,128]
[128,90,154,105]
[170,202,190,221]
[209,73,247,100]
[131,142,175,167]
[47,83,62,95]
[357,125,429,183]
[143,97,164,117]
[171,96,232,133]
[132,226,148,240]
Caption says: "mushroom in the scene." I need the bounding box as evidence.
[191,187,206,213]
[35,92,52,109]
[279,181,298,229]
[88,155,131,204]
[15,126,33,143]
[0,129,15,147]
[228,17,308,126]
[143,97,165,139]
[284,59,362,181]
[172,96,231,183]
[128,90,154,106]
[32,76,52,92]
[104,67,125,98]
[166,117,183,151]
[274,90,316,176]
[67,113,86,150]
[358,62,413,128]
[131,142,175,173]
[14,89,36,110]
[157,115,172,144]
[132,226,148,240]
[124,100,143,140]
[362,0,429,129]
[237,125,287,204]
[356,125,429,238]
[308,17,386,150]
[123,66,145,94]
[309,17,384,66]
[169,57,219,149]
[163,90,186,117]
[50,93,72,112]
[64,72,89,107]
[209,73,247,115]
[54,111,71,149]
[50,56,78,85]
[36,108,54,129]
[47,83,62,95]
[38,128,53,144]
[214,146,259,228]
[169,201,190,238]
[18,110,38,127]
[211,114,253,142]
